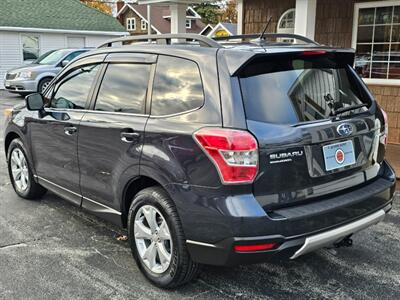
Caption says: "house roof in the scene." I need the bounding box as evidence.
[118,4,206,34]
[207,22,237,37]
[199,24,214,36]
[0,0,126,33]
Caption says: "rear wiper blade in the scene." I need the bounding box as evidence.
[333,103,368,116]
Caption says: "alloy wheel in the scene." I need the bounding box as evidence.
[41,81,50,93]
[10,148,29,192]
[134,205,173,274]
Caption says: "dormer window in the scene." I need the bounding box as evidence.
[186,19,192,29]
[127,18,136,31]
[141,19,147,30]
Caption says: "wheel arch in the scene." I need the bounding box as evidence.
[37,75,55,92]
[4,131,21,157]
[121,175,164,227]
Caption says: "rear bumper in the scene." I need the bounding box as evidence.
[186,204,392,266]
[182,161,396,266]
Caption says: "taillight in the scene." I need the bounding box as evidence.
[380,107,388,145]
[193,128,258,184]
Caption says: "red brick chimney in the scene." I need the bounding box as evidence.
[117,1,125,13]
[116,1,125,25]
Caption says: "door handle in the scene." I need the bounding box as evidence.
[64,126,77,136]
[120,131,140,143]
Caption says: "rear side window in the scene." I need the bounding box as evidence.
[239,54,370,124]
[151,56,204,116]
[95,63,151,114]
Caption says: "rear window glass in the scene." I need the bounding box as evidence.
[151,56,204,116]
[239,54,370,124]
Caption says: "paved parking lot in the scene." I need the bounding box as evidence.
[0,90,399,300]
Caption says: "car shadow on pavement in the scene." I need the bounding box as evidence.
[41,191,400,299]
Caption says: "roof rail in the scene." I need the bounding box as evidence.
[98,34,222,49]
[213,33,319,46]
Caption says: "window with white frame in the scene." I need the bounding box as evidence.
[21,34,40,62]
[277,9,295,34]
[127,18,136,31]
[141,19,147,30]
[186,19,192,29]
[354,2,400,80]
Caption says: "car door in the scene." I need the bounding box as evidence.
[28,61,102,205]
[78,53,156,218]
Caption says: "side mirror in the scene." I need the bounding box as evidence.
[61,60,70,67]
[26,93,44,111]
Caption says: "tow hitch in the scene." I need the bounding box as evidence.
[334,235,353,248]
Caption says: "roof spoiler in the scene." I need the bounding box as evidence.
[221,48,356,76]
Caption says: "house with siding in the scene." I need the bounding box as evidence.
[0,0,127,89]
[116,3,206,35]
[237,0,400,145]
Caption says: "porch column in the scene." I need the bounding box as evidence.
[170,3,187,34]
[237,0,244,35]
[294,0,317,39]
[147,5,152,35]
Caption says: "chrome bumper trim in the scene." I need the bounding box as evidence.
[186,240,218,248]
[291,209,386,259]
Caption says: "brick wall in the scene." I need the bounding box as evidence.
[369,85,400,144]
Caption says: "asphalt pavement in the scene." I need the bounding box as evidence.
[0,90,399,300]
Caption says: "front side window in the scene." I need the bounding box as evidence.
[151,56,204,116]
[94,63,151,114]
[355,4,400,79]
[127,18,136,31]
[51,64,100,109]
[22,34,40,62]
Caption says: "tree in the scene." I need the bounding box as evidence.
[80,0,112,15]
[221,0,237,23]
[193,3,221,25]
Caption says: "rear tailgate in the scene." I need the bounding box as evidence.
[237,50,386,210]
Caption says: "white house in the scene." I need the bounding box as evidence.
[0,0,127,89]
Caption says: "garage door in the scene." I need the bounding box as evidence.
[67,37,85,48]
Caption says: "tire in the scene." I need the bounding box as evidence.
[38,77,52,93]
[7,138,47,200]
[128,186,199,288]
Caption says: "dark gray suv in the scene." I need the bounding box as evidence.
[4,34,396,288]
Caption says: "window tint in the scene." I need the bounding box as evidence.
[151,56,204,116]
[94,63,150,114]
[239,55,370,124]
[51,64,99,109]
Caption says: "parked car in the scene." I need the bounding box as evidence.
[4,48,89,96]
[4,34,396,289]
